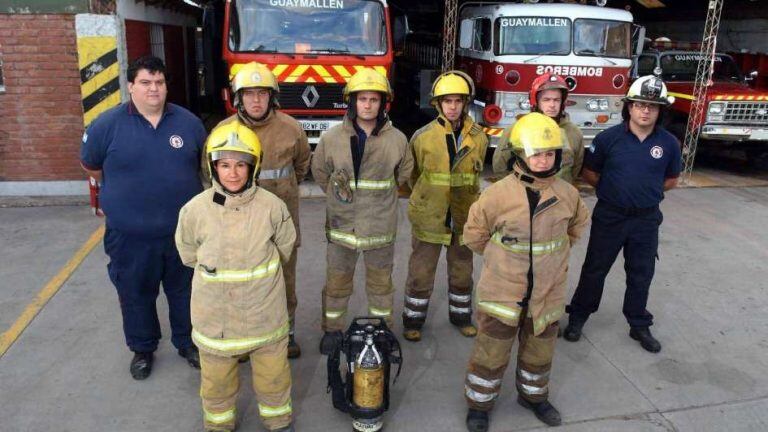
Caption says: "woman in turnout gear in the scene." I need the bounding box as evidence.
[493,73,584,185]
[176,121,296,432]
[311,68,413,355]
[463,113,590,431]
[210,62,311,358]
[402,70,488,342]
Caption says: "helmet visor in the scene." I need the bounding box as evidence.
[210,150,255,165]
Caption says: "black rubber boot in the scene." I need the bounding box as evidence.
[178,345,200,369]
[319,331,343,355]
[630,327,661,353]
[517,395,562,426]
[130,352,153,380]
[465,408,489,432]
[562,319,585,342]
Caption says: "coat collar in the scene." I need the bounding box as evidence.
[212,181,258,208]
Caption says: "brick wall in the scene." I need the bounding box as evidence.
[0,14,85,181]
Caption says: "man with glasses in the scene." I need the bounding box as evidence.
[562,76,681,353]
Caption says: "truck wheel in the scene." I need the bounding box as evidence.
[749,151,768,171]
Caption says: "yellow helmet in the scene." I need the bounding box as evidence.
[343,68,392,102]
[430,70,474,105]
[205,120,262,182]
[509,112,562,159]
[230,62,279,93]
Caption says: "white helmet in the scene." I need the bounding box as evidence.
[624,75,675,105]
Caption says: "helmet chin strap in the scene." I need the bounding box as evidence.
[517,149,563,179]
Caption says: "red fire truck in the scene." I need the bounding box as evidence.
[456,2,639,147]
[636,41,768,168]
[222,0,395,144]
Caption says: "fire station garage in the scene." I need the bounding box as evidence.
[1,1,768,431]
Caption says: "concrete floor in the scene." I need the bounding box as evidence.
[1,186,767,432]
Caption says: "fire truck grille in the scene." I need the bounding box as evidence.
[279,83,345,110]
[723,102,768,125]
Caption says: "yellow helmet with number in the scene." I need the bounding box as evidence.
[343,68,392,102]
[509,112,562,159]
[430,70,474,102]
[205,120,262,183]
[230,62,279,93]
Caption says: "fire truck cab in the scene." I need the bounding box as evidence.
[635,41,768,168]
[223,0,394,144]
[456,2,637,147]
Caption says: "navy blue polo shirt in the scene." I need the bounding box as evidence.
[81,102,207,237]
[585,122,682,209]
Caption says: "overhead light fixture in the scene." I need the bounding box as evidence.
[635,0,666,8]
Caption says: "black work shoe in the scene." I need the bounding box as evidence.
[130,352,153,380]
[466,408,489,432]
[517,396,562,426]
[272,424,294,432]
[287,334,301,359]
[319,331,343,355]
[630,327,661,353]
[562,320,585,342]
[178,345,200,369]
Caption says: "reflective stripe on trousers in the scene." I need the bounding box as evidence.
[259,399,292,417]
[204,407,236,424]
[192,321,290,353]
[259,165,295,180]
[327,229,395,249]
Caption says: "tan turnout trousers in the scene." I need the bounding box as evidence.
[322,243,395,331]
[402,236,474,329]
[200,338,292,431]
[465,311,558,411]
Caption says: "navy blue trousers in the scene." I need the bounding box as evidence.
[104,227,193,353]
[567,200,662,328]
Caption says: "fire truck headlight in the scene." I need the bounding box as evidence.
[708,102,724,115]
[587,98,609,112]
[518,96,531,111]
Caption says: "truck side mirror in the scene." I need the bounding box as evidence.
[632,25,646,57]
[653,66,662,77]
[393,15,411,52]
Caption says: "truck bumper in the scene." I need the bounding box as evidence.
[701,125,768,142]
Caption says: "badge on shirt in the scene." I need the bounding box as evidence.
[650,145,663,159]
[169,135,184,149]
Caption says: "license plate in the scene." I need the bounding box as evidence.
[300,121,329,131]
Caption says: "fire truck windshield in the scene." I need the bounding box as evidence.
[495,16,571,56]
[658,54,743,83]
[228,0,387,56]
[573,19,631,59]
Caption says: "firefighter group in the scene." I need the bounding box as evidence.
[81,55,681,432]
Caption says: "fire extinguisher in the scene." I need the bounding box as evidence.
[88,176,104,217]
[327,317,402,432]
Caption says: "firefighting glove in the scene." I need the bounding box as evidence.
[331,169,354,204]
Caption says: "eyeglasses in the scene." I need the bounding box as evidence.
[631,102,659,112]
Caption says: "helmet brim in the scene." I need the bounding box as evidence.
[623,96,673,106]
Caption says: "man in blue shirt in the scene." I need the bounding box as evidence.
[563,76,682,353]
[81,56,207,379]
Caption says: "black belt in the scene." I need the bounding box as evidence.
[599,201,658,217]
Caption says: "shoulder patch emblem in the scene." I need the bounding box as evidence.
[650,145,663,159]
[169,135,184,149]
[82,132,88,143]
